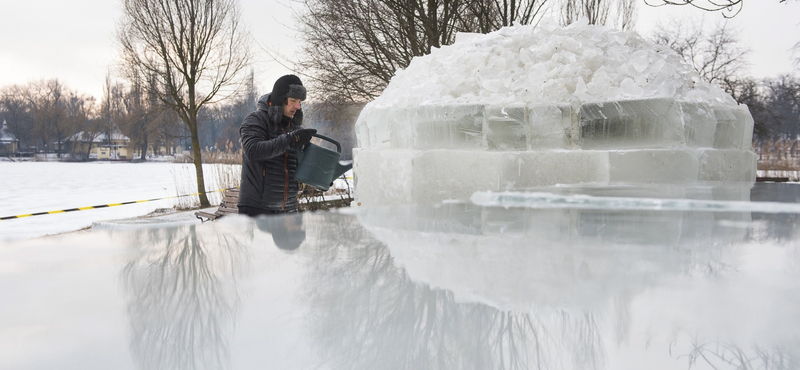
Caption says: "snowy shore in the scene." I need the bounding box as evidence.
[0,162,228,241]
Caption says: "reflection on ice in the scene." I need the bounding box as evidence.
[1,184,799,369]
[121,224,251,370]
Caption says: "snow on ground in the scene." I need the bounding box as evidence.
[0,162,236,241]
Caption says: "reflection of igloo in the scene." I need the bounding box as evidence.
[357,185,753,312]
[353,22,756,206]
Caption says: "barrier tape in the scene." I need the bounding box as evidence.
[0,188,237,221]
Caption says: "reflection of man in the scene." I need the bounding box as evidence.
[238,75,317,216]
[256,213,306,251]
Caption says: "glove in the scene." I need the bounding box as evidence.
[290,128,317,147]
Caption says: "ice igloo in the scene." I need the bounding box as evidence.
[352,19,756,206]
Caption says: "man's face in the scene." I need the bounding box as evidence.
[283,97,302,118]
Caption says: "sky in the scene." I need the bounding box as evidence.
[0,0,797,101]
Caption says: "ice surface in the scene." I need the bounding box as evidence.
[353,21,757,206]
[3,192,800,369]
[0,162,224,241]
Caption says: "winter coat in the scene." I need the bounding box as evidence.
[238,93,304,212]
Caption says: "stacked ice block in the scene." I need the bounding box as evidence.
[352,21,757,206]
[354,98,756,205]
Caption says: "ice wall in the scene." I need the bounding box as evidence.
[354,19,756,206]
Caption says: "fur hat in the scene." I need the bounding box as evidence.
[269,74,306,106]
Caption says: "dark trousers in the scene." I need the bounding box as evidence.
[238,206,297,217]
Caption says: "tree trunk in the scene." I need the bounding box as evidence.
[189,118,210,207]
[140,131,148,162]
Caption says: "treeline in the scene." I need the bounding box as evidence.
[735,75,800,141]
[0,73,259,160]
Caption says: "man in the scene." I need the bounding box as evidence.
[238,74,317,216]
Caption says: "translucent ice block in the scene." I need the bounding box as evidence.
[712,107,748,150]
[608,149,699,182]
[678,102,716,148]
[406,150,610,204]
[732,105,755,150]
[398,104,486,149]
[513,151,610,186]
[481,206,527,235]
[578,98,684,149]
[697,149,757,182]
[485,106,527,150]
[355,121,370,149]
[355,107,393,149]
[527,105,573,149]
[353,148,415,205]
[409,150,510,203]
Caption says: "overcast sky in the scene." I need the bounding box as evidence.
[0,0,797,101]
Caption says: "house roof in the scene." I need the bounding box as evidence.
[0,121,19,143]
[68,128,130,143]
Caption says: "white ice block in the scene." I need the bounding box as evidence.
[732,105,755,150]
[527,105,572,149]
[355,120,371,149]
[712,107,745,150]
[485,106,527,150]
[398,104,486,150]
[355,107,393,149]
[409,150,513,204]
[414,150,616,204]
[697,149,757,182]
[678,102,716,148]
[353,148,415,206]
[513,151,611,187]
[355,97,756,207]
[577,98,685,150]
[608,149,699,182]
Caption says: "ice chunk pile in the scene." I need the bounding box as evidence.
[371,19,735,108]
[354,20,756,206]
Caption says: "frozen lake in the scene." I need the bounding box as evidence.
[0,162,236,241]
[1,181,799,369]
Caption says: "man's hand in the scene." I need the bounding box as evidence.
[290,128,317,147]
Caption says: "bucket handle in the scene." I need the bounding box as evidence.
[310,133,341,154]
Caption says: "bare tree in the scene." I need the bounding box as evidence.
[294,0,550,103]
[20,80,73,158]
[63,91,98,159]
[0,85,33,150]
[615,0,637,30]
[117,0,251,207]
[463,0,550,33]
[763,75,800,139]
[99,73,128,159]
[644,0,797,18]
[2,82,95,158]
[561,0,611,26]
[559,0,637,30]
[651,19,749,89]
